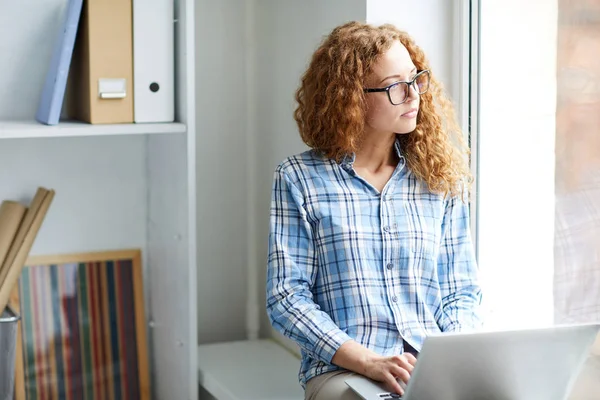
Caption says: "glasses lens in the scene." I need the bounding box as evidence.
[389,82,408,105]
[559,67,594,92]
[415,71,430,94]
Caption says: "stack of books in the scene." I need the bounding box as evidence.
[0,188,55,312]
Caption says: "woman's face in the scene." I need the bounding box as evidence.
[364,41,421,135]
[557,28,600,138]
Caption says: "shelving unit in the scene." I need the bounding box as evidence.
[0,120,187,139]
[0,1,197,399]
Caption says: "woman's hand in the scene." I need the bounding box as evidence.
[331,340,417,396]
[362,353,417,396]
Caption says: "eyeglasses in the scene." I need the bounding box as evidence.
[558,67,600,101]
[363,70,430,105]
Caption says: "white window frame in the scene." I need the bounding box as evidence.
[468,0,558,330]
[451,0,480,256]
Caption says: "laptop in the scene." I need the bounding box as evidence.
[345,323,600,400]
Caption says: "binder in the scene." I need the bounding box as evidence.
[133,0,175,123]
[35,0,83,125]
[68,0,134,124]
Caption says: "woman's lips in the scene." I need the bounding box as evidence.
[401,109,418,118]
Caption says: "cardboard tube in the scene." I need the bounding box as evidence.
[0,188,48,289]
[0,201,26,268]
[0,189,55,311]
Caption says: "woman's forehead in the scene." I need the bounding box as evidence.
[368,41,416,84]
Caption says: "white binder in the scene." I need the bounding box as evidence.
[133,0,175,123]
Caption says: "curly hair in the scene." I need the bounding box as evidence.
[294,21,472,198]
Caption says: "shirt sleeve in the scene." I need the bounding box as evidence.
[436,192,483,332]
[266,165,353,364]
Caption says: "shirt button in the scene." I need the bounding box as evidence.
[386,263,393,270]
[391,296,398,303]
[383,226,390,232]
[402,330,412,339]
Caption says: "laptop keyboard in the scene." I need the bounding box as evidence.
[378,393,402,399]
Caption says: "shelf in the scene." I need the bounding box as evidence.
[0,120,187,139]
[197,339,304,400]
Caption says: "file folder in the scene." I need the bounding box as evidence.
[133,0,175,123]
[68,0,134,124]
[35,0,83,125]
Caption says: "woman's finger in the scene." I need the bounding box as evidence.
[400,358,414,374]
[390,365,410,384]
[391,355,414,374]
[384,372,405,396]
[404,352,418,366]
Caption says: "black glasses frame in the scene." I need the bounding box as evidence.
[363,69,430,105]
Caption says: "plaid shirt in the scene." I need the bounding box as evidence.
[266,140,483,387]
[554,168,600,324]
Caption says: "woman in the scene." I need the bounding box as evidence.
[266,21,483,399]
[554,10,600,326]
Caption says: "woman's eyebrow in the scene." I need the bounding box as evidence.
[379,66,418,84]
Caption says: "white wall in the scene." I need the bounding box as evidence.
[195,0,250,343]
[0,136,147,255]
[477,0,557,329]
[0,2,63,120]
[366,0,456,101]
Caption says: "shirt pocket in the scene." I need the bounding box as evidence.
[397,199,443,259]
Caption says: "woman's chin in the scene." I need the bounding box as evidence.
[394,124,417,135]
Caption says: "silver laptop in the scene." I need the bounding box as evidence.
[345,323,600,400]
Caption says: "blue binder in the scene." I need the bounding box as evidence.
[35,0,83,126]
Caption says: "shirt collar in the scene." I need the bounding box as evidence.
[339,135,404,169]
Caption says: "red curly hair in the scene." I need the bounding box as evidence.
[294,21,472,197]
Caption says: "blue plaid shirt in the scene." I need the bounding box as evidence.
[266,139,483,387]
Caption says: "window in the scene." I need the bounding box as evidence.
[554,0,600,325]
[475,0,600,329]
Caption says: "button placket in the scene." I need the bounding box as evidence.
[381,187,393,234]
[381,188,398,309]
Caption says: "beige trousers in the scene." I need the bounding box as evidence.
[304,370,362,400]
